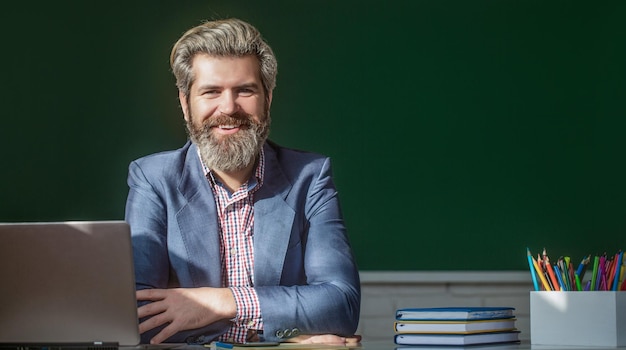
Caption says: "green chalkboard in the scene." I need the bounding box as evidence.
[2,1,625,270]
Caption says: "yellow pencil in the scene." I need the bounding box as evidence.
[532,254,552,290]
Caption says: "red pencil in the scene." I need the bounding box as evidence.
[544,254,560,291]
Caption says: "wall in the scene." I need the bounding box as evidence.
[2,1,625,271]
[357,271,532,343]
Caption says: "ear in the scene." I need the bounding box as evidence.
[179,90,190,122]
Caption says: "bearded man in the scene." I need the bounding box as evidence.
[124,18,361,346]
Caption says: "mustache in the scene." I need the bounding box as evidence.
[204,112,253,129]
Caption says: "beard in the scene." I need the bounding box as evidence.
[186,111,270,173]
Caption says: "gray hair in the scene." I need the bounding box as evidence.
[170,18,278,99]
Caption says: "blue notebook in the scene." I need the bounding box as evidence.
[396,307,515,321]
[394,330,520,346]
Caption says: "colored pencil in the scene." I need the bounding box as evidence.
[527,248,539,291]
[612,251,623,291]
[574,273,582,291]
[553,265,566,291]
[576,255,590,280]
[531,253,551,291]
[544,254,560,291]
[591,255,599,291]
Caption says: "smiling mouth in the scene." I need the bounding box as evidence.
[211,124,244,135]
[218,124,238,130]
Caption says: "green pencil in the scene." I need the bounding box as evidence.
[590,255,600,291]
[574,273,582,291]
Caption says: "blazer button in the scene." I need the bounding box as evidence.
[275,329,284,338]
[283,329,292,338]
[291,328,300,337]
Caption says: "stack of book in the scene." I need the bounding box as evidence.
[394,307,520,346]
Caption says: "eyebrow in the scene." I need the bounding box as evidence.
[196,82,261,91]
[235,82,262,90]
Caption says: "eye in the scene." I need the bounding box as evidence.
[202,89,220,97]
[238,88,255,97]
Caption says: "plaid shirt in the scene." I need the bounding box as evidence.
[201,150,265,343]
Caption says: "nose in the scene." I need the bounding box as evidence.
[219,91,239,116]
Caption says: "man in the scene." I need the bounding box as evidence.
[124,18,361,345]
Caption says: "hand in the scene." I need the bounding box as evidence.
[136,287,236,344]
[287,334,362,345]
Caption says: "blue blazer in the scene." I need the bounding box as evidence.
[125,140,361,343]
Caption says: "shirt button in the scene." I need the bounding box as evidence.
[230,248,236,256]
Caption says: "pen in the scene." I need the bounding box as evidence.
[214,342,234,349]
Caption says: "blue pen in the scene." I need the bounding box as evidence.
[215,342,234,349]
[527,248,539,291]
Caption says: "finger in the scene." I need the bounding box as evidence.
[150,321,180,345]
[137,300,167,319]
[345,335,361,344]
[138,311,170,334]
[307,335,345,344]
[136,288,165,301]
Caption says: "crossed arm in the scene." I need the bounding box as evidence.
[136,287,361,345]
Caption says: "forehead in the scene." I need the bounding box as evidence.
[191,54,262,85]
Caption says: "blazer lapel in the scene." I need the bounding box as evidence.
[175,143,222,287]
[173,142,295,287]
[253,143,295,286]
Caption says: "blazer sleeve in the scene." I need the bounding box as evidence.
[255,157,361,342]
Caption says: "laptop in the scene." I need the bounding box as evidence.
[0,221,152,349]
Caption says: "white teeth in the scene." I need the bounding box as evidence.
[219,125,236,129]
